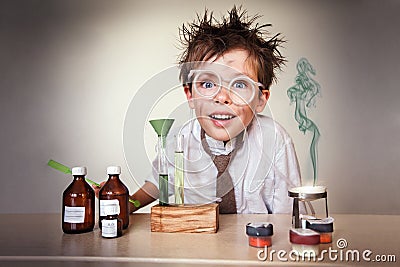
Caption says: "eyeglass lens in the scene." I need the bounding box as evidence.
[193,71,256,104]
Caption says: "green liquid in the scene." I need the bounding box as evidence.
[174,152,184,205]
[159,174,169,206]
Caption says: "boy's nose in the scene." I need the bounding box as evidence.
[213,86,232,105]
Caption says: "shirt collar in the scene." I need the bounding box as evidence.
[192,120,236,155]
[204,133,236,155]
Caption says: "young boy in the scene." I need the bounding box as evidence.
[98,6,301,214]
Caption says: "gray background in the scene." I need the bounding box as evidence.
[1,0,399,214]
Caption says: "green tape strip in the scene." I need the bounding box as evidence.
[47,159,100,187]
[129,199,141,207]
[47,159,72,174]
[84,178,101,187]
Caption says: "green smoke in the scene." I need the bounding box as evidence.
[287,58,321,186]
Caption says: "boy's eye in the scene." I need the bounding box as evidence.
[232,80,249,90]
[201,81,216,89]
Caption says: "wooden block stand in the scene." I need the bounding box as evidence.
[150,203,219,233]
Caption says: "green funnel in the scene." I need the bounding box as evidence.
[149,119,175,137]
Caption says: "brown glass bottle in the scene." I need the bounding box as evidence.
[62,167,95,234]
[99,166,129,229]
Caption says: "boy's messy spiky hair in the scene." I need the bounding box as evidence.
[178,6,285,90]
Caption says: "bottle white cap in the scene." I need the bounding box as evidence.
[107,166,121,175]
[71,167,87,176]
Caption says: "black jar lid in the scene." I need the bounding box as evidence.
[306,217,334,233]
[246,223,273,237]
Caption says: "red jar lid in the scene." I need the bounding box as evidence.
[290,228,320,245]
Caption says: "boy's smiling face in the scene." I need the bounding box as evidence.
[184,49,269,141]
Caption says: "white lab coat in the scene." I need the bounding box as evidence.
[146,114,302,214]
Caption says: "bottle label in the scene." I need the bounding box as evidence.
[102,219,118,238]
[100,199,120,216]
[64,206,85,223]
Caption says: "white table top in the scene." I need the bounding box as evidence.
[0,213,398,266]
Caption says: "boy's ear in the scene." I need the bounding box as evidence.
[184,85,195,109]
[255,89,270,113]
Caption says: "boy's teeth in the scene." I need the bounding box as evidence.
[210,114,234,120]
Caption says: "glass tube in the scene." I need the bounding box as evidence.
[158,135,169,206]
[174,134,184,205]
